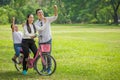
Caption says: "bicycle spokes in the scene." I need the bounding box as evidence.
[34,54,56,76]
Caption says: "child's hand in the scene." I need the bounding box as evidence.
[12,17,15,22]
[12,17,15,24]
[12,17,15,21]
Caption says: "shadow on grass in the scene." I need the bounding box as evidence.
[0,70,43,80]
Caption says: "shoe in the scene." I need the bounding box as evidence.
[12,58,17,64]
[47,68,51,74]
[22,70,27,75]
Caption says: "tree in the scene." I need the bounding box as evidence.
[110,0,120,25]
[0,0,11,6]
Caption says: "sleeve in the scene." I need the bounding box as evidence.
[23,25,35,37]
[47,16,58,23]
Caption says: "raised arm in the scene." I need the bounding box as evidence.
[47,5,58,23]
[54,5,58,16]
[11,17,15,32]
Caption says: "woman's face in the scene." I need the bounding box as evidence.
[28,14,34,24]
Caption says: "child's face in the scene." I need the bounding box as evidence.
[14,25,18,31]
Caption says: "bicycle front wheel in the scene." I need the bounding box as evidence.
[34,54,56,76]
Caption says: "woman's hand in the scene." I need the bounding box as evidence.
[31,34,37,39]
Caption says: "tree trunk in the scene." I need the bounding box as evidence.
[113,12,118,25]
[111,0,120,25]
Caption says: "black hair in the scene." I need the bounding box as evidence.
[11,24,13,28]
[36,9,42,14]
[11,24,17,29]
[26,14,36,33]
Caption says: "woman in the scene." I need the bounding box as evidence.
[22,14,47,75]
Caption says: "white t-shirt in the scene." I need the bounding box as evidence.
[12,31,23,44]
[35,16,58,43]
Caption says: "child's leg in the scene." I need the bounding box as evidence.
[12,44,21,63]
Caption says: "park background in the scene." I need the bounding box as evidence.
[0,0,120,80]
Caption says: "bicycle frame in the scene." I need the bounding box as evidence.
[15,43,56,76]
[27,44,50,68]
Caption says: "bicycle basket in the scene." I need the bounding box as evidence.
[40,44,50,52]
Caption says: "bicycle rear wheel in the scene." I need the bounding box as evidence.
[15,54,23,71]
[34,54,56,76]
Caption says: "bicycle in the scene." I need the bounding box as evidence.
[14,43,56,76]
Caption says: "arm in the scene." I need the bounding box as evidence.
[11,17,15,32]
[47,5,58,23]
[54,5,58,16]
[23,25,36,39]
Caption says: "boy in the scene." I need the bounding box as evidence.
[11,17,23,63]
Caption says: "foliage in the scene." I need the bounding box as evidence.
[0,0,120,24]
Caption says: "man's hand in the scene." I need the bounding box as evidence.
[54,5,58,16]
[54,5,57,9]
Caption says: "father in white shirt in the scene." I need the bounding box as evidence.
[35,5,58,74]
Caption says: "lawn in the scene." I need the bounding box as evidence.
[0,24,120,80]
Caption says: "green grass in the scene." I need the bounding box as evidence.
[0,24,120,80]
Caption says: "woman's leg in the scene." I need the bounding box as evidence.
[22,40,29,71]
[29,40,37,58]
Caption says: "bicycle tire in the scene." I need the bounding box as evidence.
[14,54,23,72]
[34,54,56,76]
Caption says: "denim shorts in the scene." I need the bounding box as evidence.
[14,44,22,57]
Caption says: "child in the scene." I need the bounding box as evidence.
[11,17,23,63]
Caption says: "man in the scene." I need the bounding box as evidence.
[35,5,58,74]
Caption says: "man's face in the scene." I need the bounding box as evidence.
[37,10,44,18]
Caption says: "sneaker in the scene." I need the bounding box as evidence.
[47,68,51,74]
[22,70,27,75]
[12,58,17,64]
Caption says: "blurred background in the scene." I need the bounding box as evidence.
[0,0,120,25]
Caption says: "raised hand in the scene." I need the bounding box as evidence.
[54,5,58,16]
[12,17,15,25]
[54,5,58,10]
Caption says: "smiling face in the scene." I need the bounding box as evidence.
[27,14,34,24]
